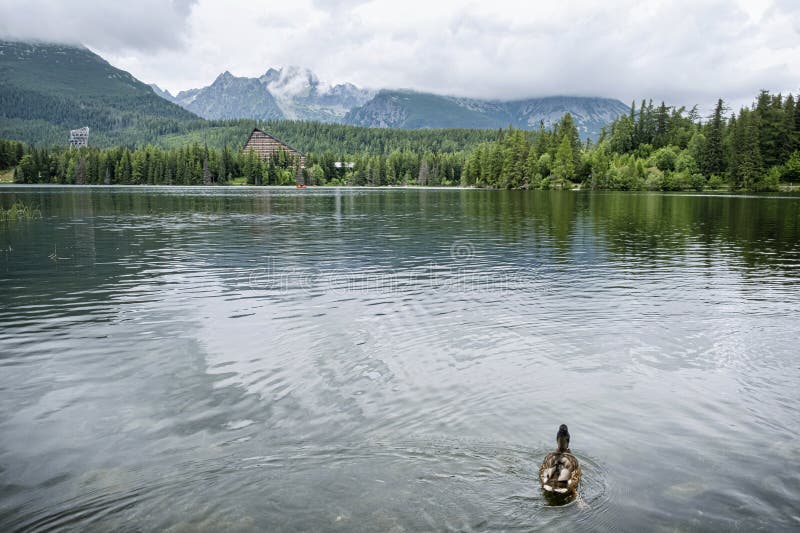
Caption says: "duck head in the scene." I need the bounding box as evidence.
[557,424,570,452]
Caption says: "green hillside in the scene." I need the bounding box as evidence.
[0,40,201,146]
[345,90,503,129]
[0,40,508,156]
[344,90,629,138]
[159,119,502,154]
[0,40,504,153]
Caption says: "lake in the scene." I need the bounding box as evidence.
[1,186,799,531]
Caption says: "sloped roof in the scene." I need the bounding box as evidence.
[244,128,304,156]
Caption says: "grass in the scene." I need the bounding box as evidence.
[0,201,42,221]
[0,169,13,183]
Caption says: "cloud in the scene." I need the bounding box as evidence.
[310,0,371,10]
[1,0,797,110]
[0,0,197,52]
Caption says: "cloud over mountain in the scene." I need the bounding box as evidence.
[0,0,197,52]
[1,0,798,112]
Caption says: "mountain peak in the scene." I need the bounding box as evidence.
[149,83,173,100]
[154,64,623,136]
[262,67,281,82]
[0,38,86,51]
[259,65,321,100]
[0,39,197,146]
[214,70,236,82]
[344,92,628,138]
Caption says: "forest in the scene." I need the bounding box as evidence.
[462,90,800,191]
[1,90,799,191]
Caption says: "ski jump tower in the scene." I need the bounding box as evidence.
[69,127,89,148]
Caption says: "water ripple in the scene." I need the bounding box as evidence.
[1,187,799,531]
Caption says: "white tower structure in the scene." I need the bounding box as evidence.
[69,127,89,148]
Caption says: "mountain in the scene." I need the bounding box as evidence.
[344,90,629,138]
[173,71,283,120]
[0,39,627,148]
[0,40,198,146]
[168,66,373,122]
[148,83,174,101]
[158,67,627,138]
[343,90,502,130]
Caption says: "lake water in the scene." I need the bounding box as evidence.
[1,186,799,532]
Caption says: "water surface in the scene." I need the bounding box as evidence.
[1,186,799,531]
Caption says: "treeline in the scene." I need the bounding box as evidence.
[260,120,501,154]
[161,120,499,185]
[464,89,800,191]
[5,140,464,187]
[2,114,500,161]
[1,108,501,155]
[4,90,799,190]
[0,138,25,170]
[10,144,300,186]
[305,150,466,186]
[159,119,501,155]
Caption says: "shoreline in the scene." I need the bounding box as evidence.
[1,183,798,197]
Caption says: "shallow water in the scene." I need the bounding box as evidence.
[1,186,799,531]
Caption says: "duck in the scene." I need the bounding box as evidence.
[539,424,581,496]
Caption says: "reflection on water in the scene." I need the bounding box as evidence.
[1,186,799,531]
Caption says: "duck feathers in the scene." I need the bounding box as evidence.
[539,452,581,494]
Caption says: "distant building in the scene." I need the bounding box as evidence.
[242,128,305,185]
[242,128,304,164]
[334,162,355,169]
[69,127,89,148]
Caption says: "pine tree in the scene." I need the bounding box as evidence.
[654,102,669,148]
[418,158,430,186]
[76,157,86,185]
[121,150,132,183]
[729,109,763,189]
[16,154,36,183]
[202,158,212,185]
[755,90,785,168]
[131,151,145,184]
[267,159,278,185]
[703,99,725,176]
[635,99,648,145]
[781,94,796,160]
[553,136,575,187]
[558,113,582,164]
[243,149,258,184]
[794,94,800,153]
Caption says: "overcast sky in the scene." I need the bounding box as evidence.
[1,0,798,110]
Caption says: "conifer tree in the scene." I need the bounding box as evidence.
[703,99,726,176]
[654,102,669,147]
[76,157,86,185]
[755,90,785,168]
[781,94,796,160]
[202,158,212,185]
[553,136,575,186]
[418,158,430,186]
[794,94,800,153]
[729,109,763,189]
